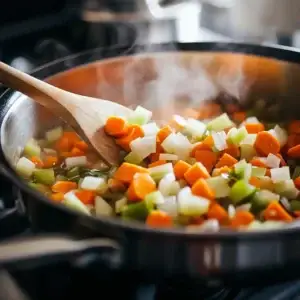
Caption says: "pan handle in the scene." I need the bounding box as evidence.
[0,235,122,271]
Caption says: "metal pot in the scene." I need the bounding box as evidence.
[1,42,300,286]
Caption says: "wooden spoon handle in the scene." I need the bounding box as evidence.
[0,62,79,129]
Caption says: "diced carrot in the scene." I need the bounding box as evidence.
[232,111,246,123]
[254,131,280,156]
[74,141,89,152]
[108,178,127,193]
[52,181,77,193]
[54,131,81,152]
[276,153,287,166]
[294,177,300,190]
[51,192,64,202]
[115,125,144,152]
[70,147,85,157]
[288,120,300,134]
[212,166,231,177]
[207,203,229,225]
[30,156,44,168]
[250,157,268,168]
[245,123,265,134]
[75,190,96,205]
[113,162,149,184]
[43,156,58,168]
[184,162,210,186]
[105,116,129,137]
[202,135,214,148]
[222,144,240,159]
[287,144,300,158]
[231,211,255,228]
[191,178,215,201]
[194,150,218,173]
[249,176,262,188]
[127,173,156,202]
[146,211,173,228]
[173,160,191,180]
[263,201,293,222]
[157,125,173,143]
[216,153,238,168]
[148,160,167,168]
[190,142,211,157]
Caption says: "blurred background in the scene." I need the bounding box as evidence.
[2,0,300,75]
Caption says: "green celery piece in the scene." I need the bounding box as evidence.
[206,113,234,132]
[121,199,153,221]
[252,190,279,210]
[251,167,266,177]
[124,152,143,165]
[230,180,256,204]
[23,139,41,157]
[67,167,80,178]
[290,200,300,211]
[33,168,55,185]
[228,127,248,145]
[128,106,152,125]
[28,182,52,196]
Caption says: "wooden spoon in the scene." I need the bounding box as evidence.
[0,61,133,166]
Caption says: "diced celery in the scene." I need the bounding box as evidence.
[274,180,299,199]
[234,160,251,180]
[157,196,178,217]
[252,189,280,209]
[240,134,257,146]
[290,200,300,211]
[63,192,91,215]
[95,196,113,216]
[183,118,206,139]
[206,176,230,198]
[45,126,63,142]
[240,144,256,161]
[115,197,127,214]
[230,180,256,204]
[23,139,41,157]
[124,151,143,165]
[121,200,153,221]
[28,182,51,196]
[251,166,266,177]
[206,113,234,132]
[145,191,164,206]
[16,157,36,178]
[227,126,248,145]
[149,163,173,182]
[33,168,55,185]
[178,187,210,216]
[56,175,68,181]
[128,105,152,125]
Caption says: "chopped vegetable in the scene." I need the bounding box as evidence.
[18,105,300,231]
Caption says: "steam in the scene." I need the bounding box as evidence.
[96,14,248,121]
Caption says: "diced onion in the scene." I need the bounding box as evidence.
[149,163,174,182]
[212,131,227,151]
[266,153,281,169]
[80,176,107,191]
[159,173,176,196]
[16,157,36,178]
[65,156,87,168]
[228,204,236,218]
[63,191,91,215]
[159,153,178,161]
[227,126,248,145]
[240,134,257,146]
[178,187,210,216]
[271,166,291,182]
[157,196,178,217]
[236,203,252,212]
[206,176,230,198]
[145,191,165,205]
[269,125,288,147]
[130,136,156,159]
[207,113,234,132]
[95,196,113,216]
[142,122,159,136]
[172,115,187,129]
[274,180,299,199]
[184,118,206,138]
[244,117,259,124]
[45,126,63,142]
